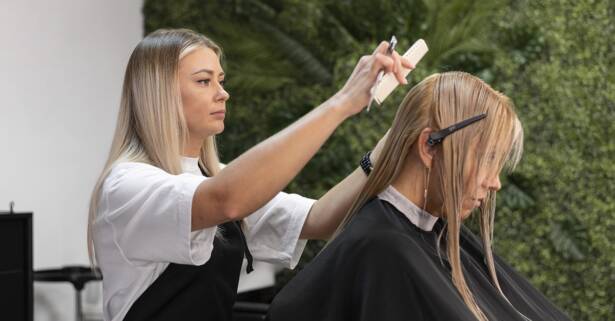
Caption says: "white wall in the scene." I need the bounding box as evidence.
[0,1,144,320]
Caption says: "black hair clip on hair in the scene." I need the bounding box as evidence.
[427,113,487,146]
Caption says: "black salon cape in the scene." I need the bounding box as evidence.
[268,198,572,321]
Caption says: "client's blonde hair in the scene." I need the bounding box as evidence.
[334,72,523,321]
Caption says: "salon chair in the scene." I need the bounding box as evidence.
[34,265,268,321]
[34,265,102,321]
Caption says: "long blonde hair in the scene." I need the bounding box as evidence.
[334,72,523,321]
[87,29,223,265]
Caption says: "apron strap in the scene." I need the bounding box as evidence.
[235,221,254,274]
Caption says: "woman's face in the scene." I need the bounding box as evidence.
[427,141,503,220]
[178,46,230,140]
[460,147,502,219]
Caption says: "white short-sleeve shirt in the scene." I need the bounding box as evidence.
[93,157,315,321]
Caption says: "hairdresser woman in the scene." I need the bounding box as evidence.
[87,28,412,321]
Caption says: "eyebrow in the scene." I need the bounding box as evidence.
[191,68,225,76]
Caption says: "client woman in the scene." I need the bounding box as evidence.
[268,72,572,321]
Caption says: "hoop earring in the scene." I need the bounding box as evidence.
[423,166,431,215]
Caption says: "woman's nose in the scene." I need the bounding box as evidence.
[216,87,230,102]
[487,175,502,192]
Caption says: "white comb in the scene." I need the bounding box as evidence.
[373,39,428,105]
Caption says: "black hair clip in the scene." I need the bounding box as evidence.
[427,113,487,146]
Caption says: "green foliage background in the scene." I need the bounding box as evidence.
[143,1,614,320]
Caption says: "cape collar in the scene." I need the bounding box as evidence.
[377,185,439,232]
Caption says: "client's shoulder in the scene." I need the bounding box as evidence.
[336,225,425,280]
[347,198,413,234]
[334,198,434,265]
[342,206,419,253]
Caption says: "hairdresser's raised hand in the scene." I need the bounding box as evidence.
[332,41,413,118]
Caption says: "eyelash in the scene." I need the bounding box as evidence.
[197,79,226,87]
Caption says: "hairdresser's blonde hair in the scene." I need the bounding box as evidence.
[87,29,223,265]
[335,72,523,321]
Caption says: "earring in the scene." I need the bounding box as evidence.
[422,166,431,215]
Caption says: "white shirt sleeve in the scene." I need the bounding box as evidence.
[244,192,315,269]
[100,162,216,266]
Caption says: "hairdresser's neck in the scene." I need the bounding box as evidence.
[183,136,203,157]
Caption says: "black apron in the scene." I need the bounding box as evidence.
[123,166,254,321]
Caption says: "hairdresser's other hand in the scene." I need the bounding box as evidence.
[332,41,413,118]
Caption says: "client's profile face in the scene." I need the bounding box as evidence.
[460,145,502,219]
[179,46,230,139]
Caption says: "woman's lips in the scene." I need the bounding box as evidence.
[471,198,483,208]
[210,110,226,119]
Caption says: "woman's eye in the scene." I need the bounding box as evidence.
[219,80,226,86]
[197,79,211,86]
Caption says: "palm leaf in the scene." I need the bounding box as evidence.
[419,0,501,68]
[248,17,333,84]
[549,222,586,261]
[499,181,535,210]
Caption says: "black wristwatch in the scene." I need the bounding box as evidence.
[360,151,373,175]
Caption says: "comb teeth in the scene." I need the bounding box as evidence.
[374,39,429,105]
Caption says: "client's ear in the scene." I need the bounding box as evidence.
[418,128,436,168]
